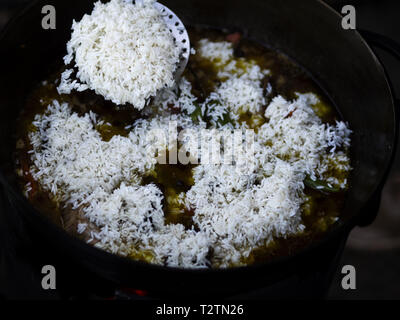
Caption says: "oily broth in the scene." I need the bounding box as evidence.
[15,28,348,267]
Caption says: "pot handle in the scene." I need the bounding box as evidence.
[360,30,400,107]
[360,30,400,108]
[357,30,400,226]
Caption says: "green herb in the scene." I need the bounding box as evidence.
[205,99,234,127]
[190,103,203,123]
[304,176,340,193]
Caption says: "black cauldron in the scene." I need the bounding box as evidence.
[0,0,398,298]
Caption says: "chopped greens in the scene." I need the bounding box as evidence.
[304,176,341,193]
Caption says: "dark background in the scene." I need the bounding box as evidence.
[0,0,399,299]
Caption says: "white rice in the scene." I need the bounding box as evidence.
[58,0,180,110]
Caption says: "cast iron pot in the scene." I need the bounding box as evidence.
[0,0,398,298]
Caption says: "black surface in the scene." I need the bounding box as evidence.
[326,0,400,300]
[0,0,399,300]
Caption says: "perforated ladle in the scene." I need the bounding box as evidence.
[153,1,191,81]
